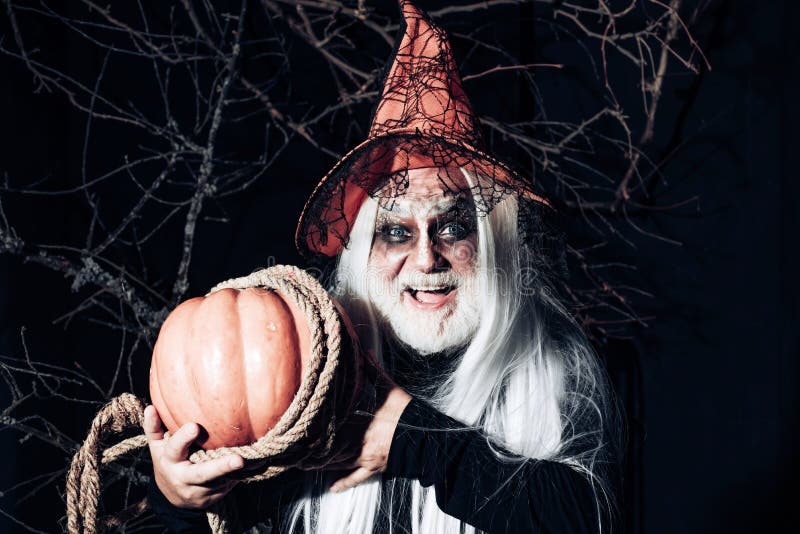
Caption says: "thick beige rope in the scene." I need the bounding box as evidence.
[65,265,364,534]
[66,393,146,534]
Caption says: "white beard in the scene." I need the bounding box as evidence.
[366,268,480,355]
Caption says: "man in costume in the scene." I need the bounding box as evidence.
[146,1,619,532]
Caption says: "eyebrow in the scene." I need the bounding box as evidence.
[377,195,474,218]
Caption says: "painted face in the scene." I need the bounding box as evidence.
[366,167,480,355]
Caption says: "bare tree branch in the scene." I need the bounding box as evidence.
[0,1,712,528]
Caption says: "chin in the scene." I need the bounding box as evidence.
[384,297,478,356]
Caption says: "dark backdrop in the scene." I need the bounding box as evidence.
[1,1,797,533]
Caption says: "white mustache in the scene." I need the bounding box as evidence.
[396,272,461,291]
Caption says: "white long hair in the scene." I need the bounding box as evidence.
[286,172,618,533]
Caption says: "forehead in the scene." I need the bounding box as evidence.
[377,167,473,218]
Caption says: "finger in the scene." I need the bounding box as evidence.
[330,467,376,493]
[163,422,200,462]
[143,405,165,443]
[184,454,244,486]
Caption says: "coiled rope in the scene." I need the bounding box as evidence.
[66,265,365,533]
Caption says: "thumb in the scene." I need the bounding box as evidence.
[143,405,165,443]
[163,422,200,462]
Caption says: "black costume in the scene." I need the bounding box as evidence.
[148,397,605,533]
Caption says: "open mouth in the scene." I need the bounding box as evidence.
[404,285,456,306]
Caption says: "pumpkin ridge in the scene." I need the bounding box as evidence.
[258,288,304,438]
[152,301,187,432]
[276,289,305,409]
[162,299,201,433]
[186,302,207,445]
[152,357,179,433]
[236,290,255,445]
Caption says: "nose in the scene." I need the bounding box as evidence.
[410,234,448,272]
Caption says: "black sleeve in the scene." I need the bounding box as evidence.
[147,477,211,534]
[147,471,305,533]
[384,398,608,534]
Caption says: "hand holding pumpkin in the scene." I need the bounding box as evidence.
[329,384,412,493]
[144,266,404,507]
[144,404,244,509]
[315,345,412,492]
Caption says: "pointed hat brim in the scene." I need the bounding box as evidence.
[295,129,549,258]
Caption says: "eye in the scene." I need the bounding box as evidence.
[437,221,470,241]
[378,224,412,243]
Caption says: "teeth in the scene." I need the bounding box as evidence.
[407,286,453,294]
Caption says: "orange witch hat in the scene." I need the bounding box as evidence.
[295,0,549,258]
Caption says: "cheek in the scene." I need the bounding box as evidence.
[440,237,478,267]
[368,242,408,282]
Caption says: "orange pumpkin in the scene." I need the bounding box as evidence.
[149,287,312,449]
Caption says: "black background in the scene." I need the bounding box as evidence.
[1,1,798,532]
